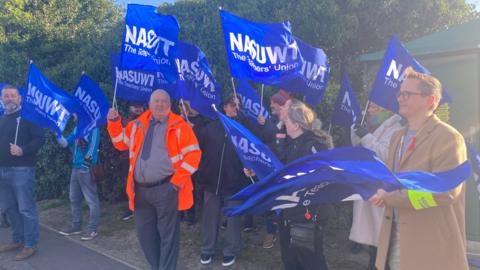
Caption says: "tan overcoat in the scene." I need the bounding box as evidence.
[376,115,468,270]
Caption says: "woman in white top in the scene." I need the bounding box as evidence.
[349,102,403,270]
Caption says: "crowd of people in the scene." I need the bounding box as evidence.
[0,67,470,270]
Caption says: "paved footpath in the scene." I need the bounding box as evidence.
[0,226,137,270]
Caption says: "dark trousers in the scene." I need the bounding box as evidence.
[201,191,242,257]
[278,221,328,270]
[134,183,179,270]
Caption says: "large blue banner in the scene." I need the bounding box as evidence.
[331,74,361,128]
[72,74,109,138]
[219,10,303,85]
[111,53,177,102]
[121,4,179,82]
[176,41,221,119]
[279,37,330,106]
[369,35,452,113]
[236,80,269,124]
[225,147,470,216]
[23,64,80,135]
[467,142,480,199]
[217,110,283,180]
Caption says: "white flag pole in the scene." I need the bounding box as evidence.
[112,75,119,110]
[360,100,370,126]
[230,77,238,98]
[260,84,265,106]
[14,117,21,145]
[179,98,191,124]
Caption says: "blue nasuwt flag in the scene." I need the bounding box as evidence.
[225,146,471,216]
[279,37,330,106]
[121,4,179,82]
[72,74,109,138]
[219,9,303,85]
[331,74,361,128]
[176,41,221,119]
[111,53,177,102]
[466,142,480,198]
[236,80,269,124]
[23,64,81,135]
[216,110,283,180]
[369,34,452,113]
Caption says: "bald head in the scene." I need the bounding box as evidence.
[149,89,171,121]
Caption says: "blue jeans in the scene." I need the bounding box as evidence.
[70,168,100,232]
[0,167,39,248]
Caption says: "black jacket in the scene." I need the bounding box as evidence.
[281,130,334,223]
[198,114,252,196]
[257,115,288,161]
[0,110,45,167]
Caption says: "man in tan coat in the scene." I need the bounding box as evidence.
[370,67,468,270]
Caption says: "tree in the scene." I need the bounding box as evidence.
[0,0,123,200]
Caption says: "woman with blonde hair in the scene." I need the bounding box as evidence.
[279,99,333,270]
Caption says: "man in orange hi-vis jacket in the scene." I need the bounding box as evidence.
[107,89,201,270]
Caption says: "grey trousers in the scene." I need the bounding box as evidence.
[201,191,242,257]
[134,183,179,270]
[70,168,100,232]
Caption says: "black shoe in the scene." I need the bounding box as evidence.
[351,243,362,254]
[200,254,212,265]
[220,220,227,230]
[121,211,134,221]
[80,231,98,241]
[222,256,236,267]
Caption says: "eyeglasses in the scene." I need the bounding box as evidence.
[395,91,425,100]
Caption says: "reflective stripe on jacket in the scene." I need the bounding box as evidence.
[107,110,201,211]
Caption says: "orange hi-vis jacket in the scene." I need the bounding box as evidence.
[107,110,201,211]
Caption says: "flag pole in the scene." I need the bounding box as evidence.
[16,59,34,144]
[230,77,238,98]
[14,117,20,145]
[327,123,332,136]
[260,84,264,106]
[179,98,191,124]
[112,73,119,110]
[360,100,370,126]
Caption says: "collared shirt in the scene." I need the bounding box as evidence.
[134,117,174,184]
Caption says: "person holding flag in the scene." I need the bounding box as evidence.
[245,99,333,269]
[198,93,255,267]
[0,85,45,260]
[57,115,101,241]
[370,68,468,270]
[178,100,211,225]
[119,102,145,222]
[277,100,333,270]
[107,89,201,270]
[256,89,291,249]
[348,102,403,270]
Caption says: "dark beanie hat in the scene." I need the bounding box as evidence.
[270,89,291,106]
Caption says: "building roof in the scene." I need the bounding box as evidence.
[359,18,480,62]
